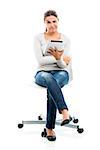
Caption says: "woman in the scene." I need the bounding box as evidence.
[34,10,73,141]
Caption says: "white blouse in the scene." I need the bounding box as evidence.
[33,33,73,82]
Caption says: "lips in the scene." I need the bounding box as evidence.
[50,28,55,30]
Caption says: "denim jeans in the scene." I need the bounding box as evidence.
[35,70,69,129]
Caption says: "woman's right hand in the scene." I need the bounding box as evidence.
[48,48,64,60]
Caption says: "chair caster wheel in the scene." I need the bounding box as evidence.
[38,115,43,120]
[73,118,79,124]
[77,126,84,133]
[41,128,47,137]
[18,123,23,129]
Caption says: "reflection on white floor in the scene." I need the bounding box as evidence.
[16,122,99,150]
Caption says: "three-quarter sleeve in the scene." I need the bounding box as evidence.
[34,36,57,66]
[56,58,67,68]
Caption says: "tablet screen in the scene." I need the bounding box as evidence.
[45,40,64,55]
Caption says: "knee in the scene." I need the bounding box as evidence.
[41,72,53,82]
[59,71,69,79]
[56,71,69,87]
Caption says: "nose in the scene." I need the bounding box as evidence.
[50,23,54,27]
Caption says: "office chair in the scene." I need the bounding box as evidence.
[18,81,84,136]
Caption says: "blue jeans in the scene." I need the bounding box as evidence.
[35,70,69,129]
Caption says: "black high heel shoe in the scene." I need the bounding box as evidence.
[61,116,72,126]
[46,135,56,141]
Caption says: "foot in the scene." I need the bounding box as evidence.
[61,116,72,126]
[61,109,72,126]
[46,129,56,141]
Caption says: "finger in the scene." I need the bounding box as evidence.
[48,50,54,55]
[57,49,64,52]
[58,51,63,54]
[48,49,53,52]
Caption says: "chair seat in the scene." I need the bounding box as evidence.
[33,81,46,89]
[28,78,46,89]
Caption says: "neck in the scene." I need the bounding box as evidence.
[46,31,58,36]
[44,31,61,41]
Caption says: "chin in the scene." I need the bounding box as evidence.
[50,29,57,33]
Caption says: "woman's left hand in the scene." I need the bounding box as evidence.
[48,48,64,60]
[63,55,71,64]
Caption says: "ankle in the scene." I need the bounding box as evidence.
[61,109,69,120]
[46,128,55,136]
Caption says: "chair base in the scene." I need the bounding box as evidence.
[18,116,84,134]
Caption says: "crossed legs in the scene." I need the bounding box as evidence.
[35,70,69,137]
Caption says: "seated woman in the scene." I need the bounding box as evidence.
[34,10,73,141]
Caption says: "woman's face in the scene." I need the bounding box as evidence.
[44,15,58,33]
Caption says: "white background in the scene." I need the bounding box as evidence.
[0,0,100,149]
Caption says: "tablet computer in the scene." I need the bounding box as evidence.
[45,40,64,55]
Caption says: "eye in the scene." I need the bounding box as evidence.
[47,21,51,24]
[53,21,56,23]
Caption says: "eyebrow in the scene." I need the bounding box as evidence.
[46,20,56,22]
